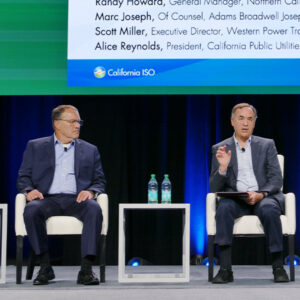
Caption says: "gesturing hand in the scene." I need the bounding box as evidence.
[76,190,94,203]
[216,146,231,173]
[26,189,44,201]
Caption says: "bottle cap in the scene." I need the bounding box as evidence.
[151,174,156,178]
[164,174,169,178]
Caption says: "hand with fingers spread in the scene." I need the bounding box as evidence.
[216,145,232,174]
[76,190,94,203]
[26,189,44,201]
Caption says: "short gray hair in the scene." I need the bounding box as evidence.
[231,103,257,119]
[52,105,78,123]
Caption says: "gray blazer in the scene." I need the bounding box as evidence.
[209,135,285,212]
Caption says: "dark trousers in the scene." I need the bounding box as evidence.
[215,197,283,253]
[23,194,103,258]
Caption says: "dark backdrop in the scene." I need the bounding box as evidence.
[1,95,299,266]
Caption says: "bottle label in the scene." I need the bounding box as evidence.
[162,190,171,204]
[148,190,158,203]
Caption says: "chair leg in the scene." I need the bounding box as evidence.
[99,235,106,283]
[208,235,215,282]
[288,235,295,281]
[16,236,23,284]
[26,246,35,280]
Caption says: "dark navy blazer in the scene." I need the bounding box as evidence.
[17,135,106,195]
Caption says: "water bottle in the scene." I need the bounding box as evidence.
[148,174,158,203]
[161,174,171,204]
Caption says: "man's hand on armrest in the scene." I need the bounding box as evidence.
[26,189,44,201]
[76,190,94,203]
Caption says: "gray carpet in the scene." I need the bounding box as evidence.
[0,265,299,300]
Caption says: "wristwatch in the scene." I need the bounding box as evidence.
[88,190,99,199]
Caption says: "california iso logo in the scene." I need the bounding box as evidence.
[94,67,106,79]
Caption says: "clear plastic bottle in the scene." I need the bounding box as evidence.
[148,174,158,203]
[161,174,171,204]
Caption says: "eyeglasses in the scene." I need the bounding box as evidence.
[56,119,84,126]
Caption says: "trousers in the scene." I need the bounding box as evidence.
[23,194,103,258]
[215,197,283,253]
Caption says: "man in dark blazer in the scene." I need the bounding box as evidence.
[17,105,106,285]
[210,103,289,283]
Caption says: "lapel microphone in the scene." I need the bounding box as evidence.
[64,147,68,152]
[241,148,245,152]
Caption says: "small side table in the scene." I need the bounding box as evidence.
[0,204,7,284]
[118,203,190,283]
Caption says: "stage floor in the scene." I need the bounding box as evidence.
[0,265,299,300]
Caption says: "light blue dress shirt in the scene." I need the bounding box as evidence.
[234,135,259,192]
[48,135,77,194]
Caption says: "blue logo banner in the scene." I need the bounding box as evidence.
[68,59,300,87]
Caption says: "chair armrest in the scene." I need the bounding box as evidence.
[15,193,27,236]
[206,193,217,235]
[284,193,296,234]
[97,193,109,235]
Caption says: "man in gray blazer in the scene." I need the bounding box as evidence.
[17,105,106,285]
[210,103,289,283]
